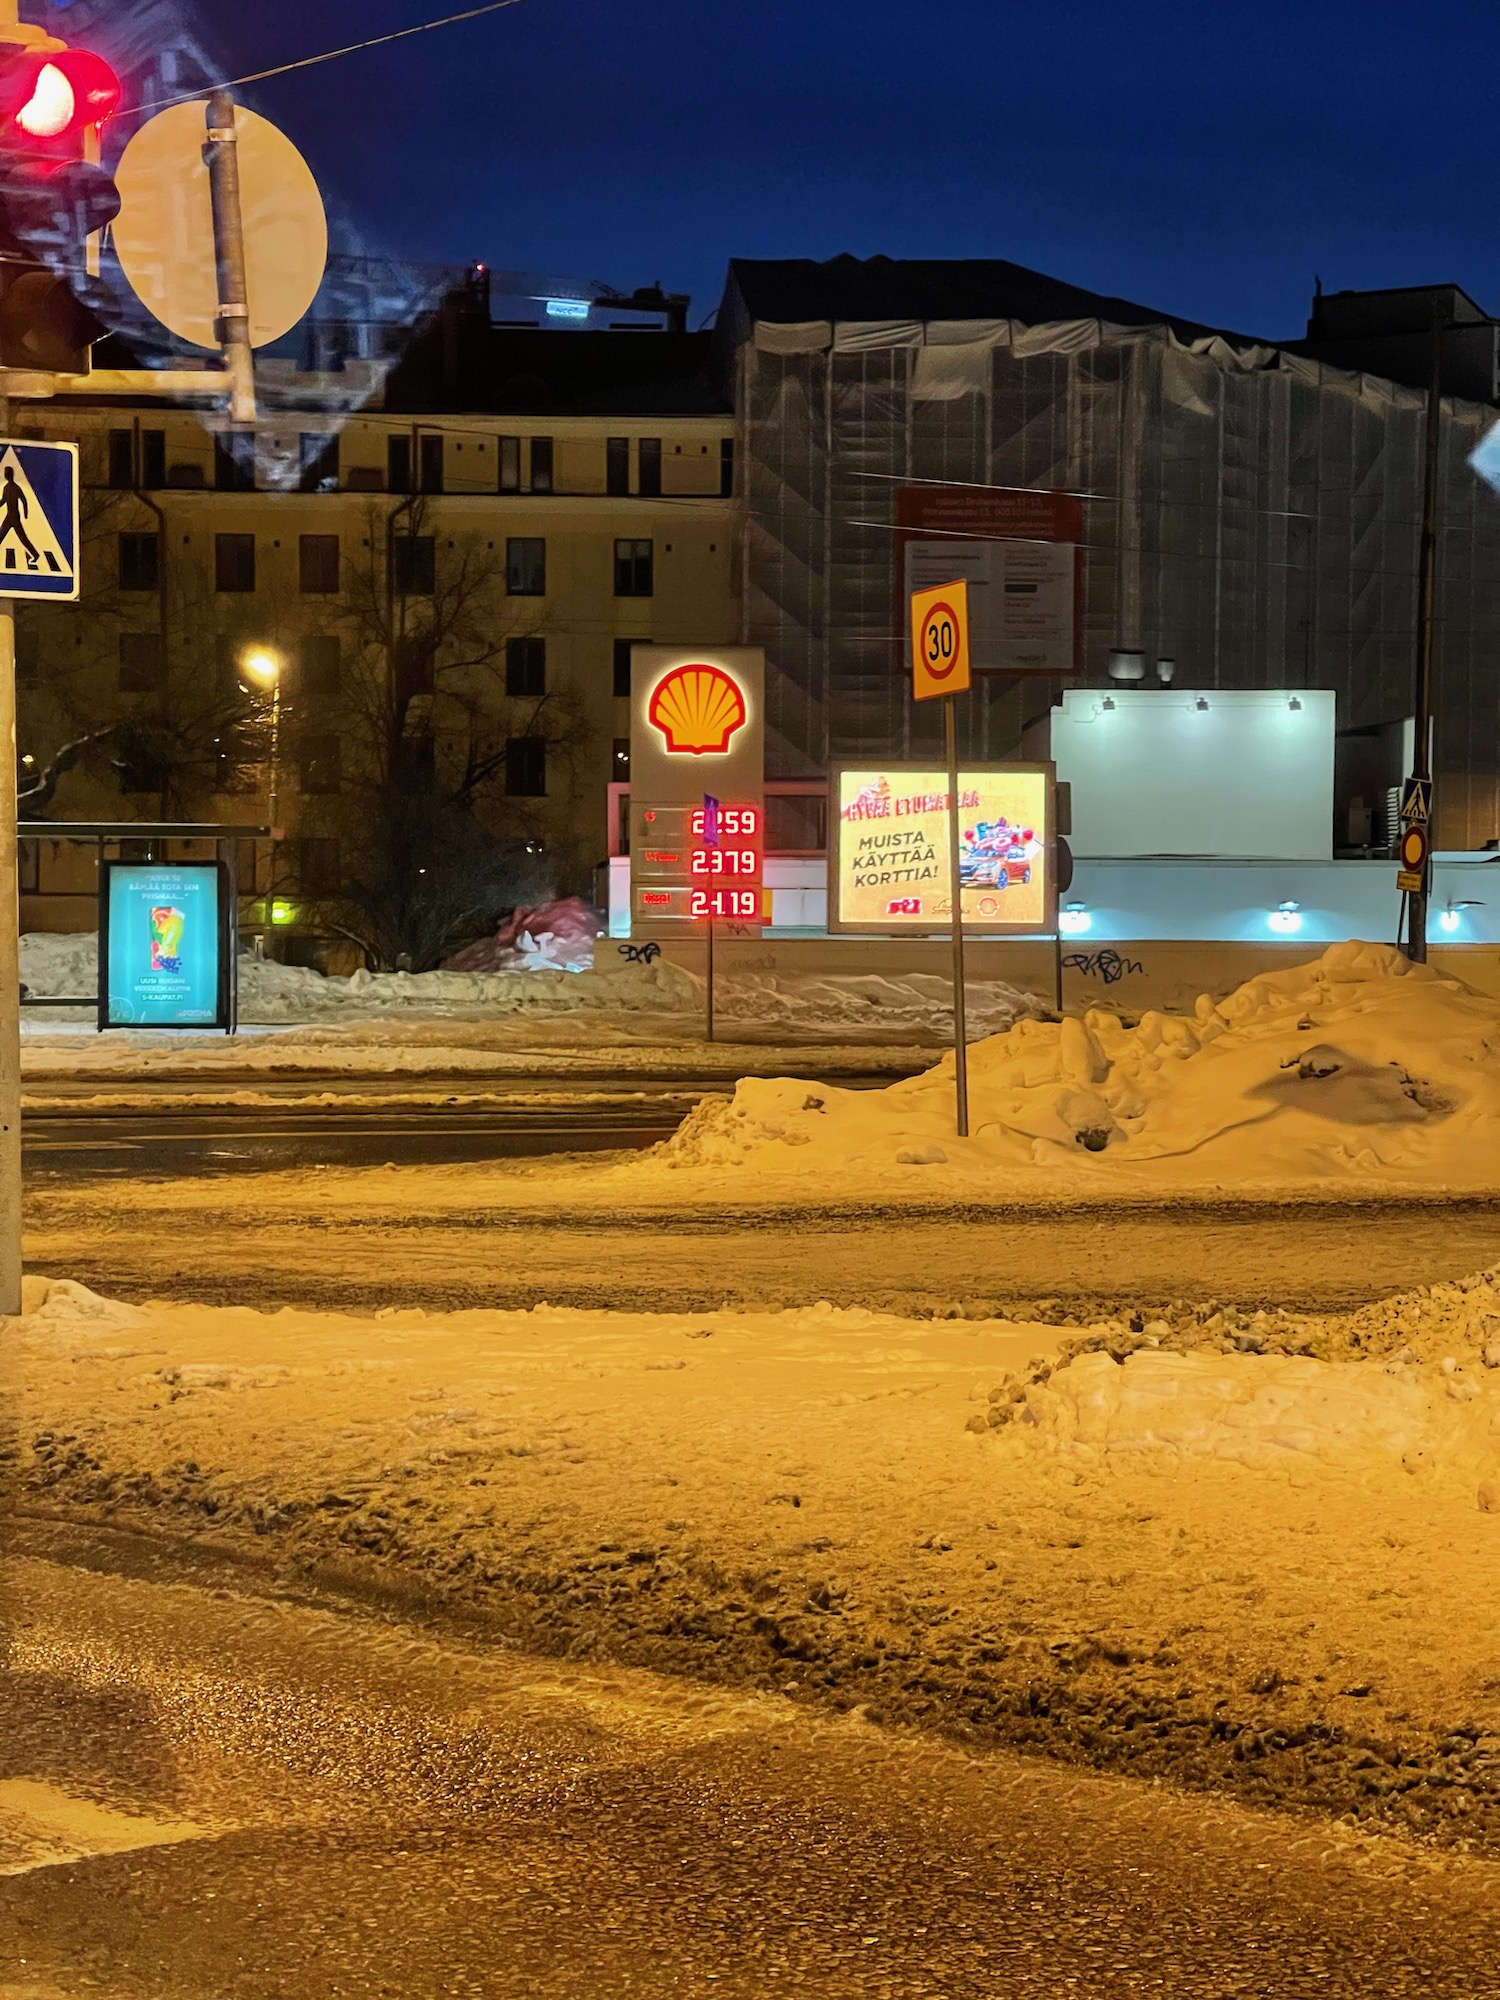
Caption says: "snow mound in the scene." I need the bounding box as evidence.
[1022,1346,1497,1474]
[18,930,1042,1037]
[661,943,1500,1186]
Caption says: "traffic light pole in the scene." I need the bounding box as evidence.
[203,91,257,425]
[0,390,21,1314]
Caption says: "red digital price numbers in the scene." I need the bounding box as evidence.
[691,806,759,837]
[686,804,762,923]
[691,848,757,875]
[690,889,761,920]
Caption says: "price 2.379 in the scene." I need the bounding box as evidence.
[690,848,758,876]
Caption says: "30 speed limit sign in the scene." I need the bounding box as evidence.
[911,577,972,701]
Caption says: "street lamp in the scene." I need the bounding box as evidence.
[240,646,283,955]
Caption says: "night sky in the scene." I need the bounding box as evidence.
[91,0,1500,335]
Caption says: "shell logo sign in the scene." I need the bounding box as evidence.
[647,662,747,756]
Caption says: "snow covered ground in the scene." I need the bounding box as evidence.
[20,930,1043,1041]
[660,943,1500,1192]
[12,1267,1500,1843]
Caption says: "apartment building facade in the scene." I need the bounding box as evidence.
[17,317,739,961]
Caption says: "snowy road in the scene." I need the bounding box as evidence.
[27,1173,1500,1314]
[3,1521,1496,2000]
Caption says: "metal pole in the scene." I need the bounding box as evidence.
[263,677,281,960]
[203,92,257,425]
[1053,926,1064,1014]
[944,695,970,1138]
[705,919,715,1043]
[1408,301,1443,964]
[0,387,21,1312]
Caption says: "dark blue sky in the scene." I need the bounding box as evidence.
[130,0,1500,335]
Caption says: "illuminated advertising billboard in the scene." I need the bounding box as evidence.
[829,764,1055,935]
[99,862,232,1030]
[629,647,765,933]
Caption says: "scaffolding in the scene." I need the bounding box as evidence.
[740,317,1500,846]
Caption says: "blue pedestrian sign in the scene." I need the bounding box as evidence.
[1399,775,1432,827]
[0,439,78,600]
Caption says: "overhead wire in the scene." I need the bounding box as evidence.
[134,0,529,115]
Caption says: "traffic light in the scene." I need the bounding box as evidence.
[0,36,121,372]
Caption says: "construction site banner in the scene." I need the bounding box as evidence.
[896,485,1083,676]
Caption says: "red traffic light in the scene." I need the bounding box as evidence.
[1,48,120,151]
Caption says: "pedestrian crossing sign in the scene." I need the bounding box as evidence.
[0,440,78,600]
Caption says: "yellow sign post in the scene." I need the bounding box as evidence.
[911,579,973,1137]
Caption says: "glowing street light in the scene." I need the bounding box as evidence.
[240,646,285,954]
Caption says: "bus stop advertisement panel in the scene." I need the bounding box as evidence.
[99,860,234,1030]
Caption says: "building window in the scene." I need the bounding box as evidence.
[215,532,256,593]
[107,429,133,489]
[498,436,521,493]
[638,437,662,497]
[612,737,630,778]
[506,537,546,595]
[387,433,412,494]
[298,432,340,493]
[419,432,445,494]
[118,531,159,592]
[214,433,256,492]
[291,836,340,894]
[529,437,553,494]
[612,637,638,698]
[117,631,164,694]
[299,533,340,594]
[606,437,629,496]
[394,634,434,697]
[298,633,341,699]
[614,538,653,597]
[506,737,546,796]
[299,733,342,794]
[141,430,166,489]
[720,436,735,498]
[392,534,435,596]
[506,635,546,697]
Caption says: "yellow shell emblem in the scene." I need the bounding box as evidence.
[647,663,748,755]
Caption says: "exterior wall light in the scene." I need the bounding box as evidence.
[1100,695,1116,712]
[1268,900,1302,934]
[1194,696,1209,712]
[1440,900,1482,933]
[1059,902,1091,936]
[1288,696,1302,711]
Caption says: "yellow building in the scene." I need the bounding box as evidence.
[16,312,739,968]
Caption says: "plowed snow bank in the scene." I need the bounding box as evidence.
[663,943,1500,1186]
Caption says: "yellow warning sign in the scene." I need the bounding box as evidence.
[911,578,971,702]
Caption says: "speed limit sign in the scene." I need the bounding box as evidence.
[911,578,972,701]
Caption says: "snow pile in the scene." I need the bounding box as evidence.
[19,930,96,1000]
[662,943,1500,1186]
[18,930,1043,1038]
[1019,1345,1500,1476]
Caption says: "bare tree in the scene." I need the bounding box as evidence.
[288,499,594,971]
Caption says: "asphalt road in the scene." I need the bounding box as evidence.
[22,1100,693,1174]
[4,1519,1496,2000]
[20,1073,920,1177]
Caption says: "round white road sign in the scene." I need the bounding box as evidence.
[111,101,328,351]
